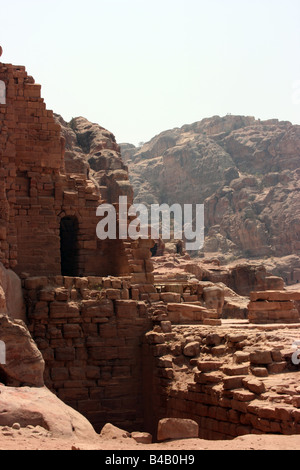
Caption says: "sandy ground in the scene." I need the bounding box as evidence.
[0,430,300,451]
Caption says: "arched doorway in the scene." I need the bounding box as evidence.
[60,217,79,276]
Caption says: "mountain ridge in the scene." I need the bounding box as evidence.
[119,115,300,276]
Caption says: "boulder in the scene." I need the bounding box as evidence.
[157,418,199,441]
[0,385,98,440]
[0,315,44,387]
[100,423,130,440]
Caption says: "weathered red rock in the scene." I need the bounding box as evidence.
[0,385,98,439]
[248,291,300,324]
[131,431,152,444]
[100,423,130,440]
[157,418,199,441]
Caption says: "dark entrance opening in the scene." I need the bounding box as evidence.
[150,242,158,257]
[60,216,79,276]
[0,367,9,386]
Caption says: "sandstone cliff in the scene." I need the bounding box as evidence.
[119,115,300,281]
[55,115,134,204]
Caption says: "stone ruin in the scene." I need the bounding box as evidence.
[248,290,300,324]
[0,53,154,280]
[1,49,300,442]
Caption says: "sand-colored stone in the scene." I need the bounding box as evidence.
[0,385,98,440]
[157,418,199,441]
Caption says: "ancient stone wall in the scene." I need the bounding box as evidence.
[25,275,152,433]
[142,322,300,440]
[0,62,63,272]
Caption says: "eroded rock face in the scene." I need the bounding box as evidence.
[56,115,134,205]
[0,315,44,387]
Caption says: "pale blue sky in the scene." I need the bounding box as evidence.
[1,0,299,145]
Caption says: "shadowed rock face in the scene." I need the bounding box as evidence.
[119,115,300,263]
[0,263,44,387]
[0,264,26,321]
[55,115,134,204]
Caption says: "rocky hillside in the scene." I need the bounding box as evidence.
[52,114,300,283]
[119,115,300,269]
[54,114,134,204]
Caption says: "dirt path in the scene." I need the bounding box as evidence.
[0,432,299,451]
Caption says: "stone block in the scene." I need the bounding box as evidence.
[131,432,152,444]
[206,333,222,346]
[232,389,256,402]
[160,321,172,333]
[267,362,287,374]
[160,293,181,303]
[51,367,69,381]
[63,324,82,338]
[248,301,295,311]
[197,360,222,372]
[166,303,206,323]
[106,289,121,300]
[242,378,266,394]
[194,371,223,384]
[50,301,80,319]
[233,351,250,364]
[183,341,200,357]
[223,375,246,390]
[55,347,76,361]
[222,364,249,376]
[25,277,48,290]
[251,367,269,377]
[145,331,165,345]
[250,291,300,302]
[250,350,273,365]
[157,418,199,441]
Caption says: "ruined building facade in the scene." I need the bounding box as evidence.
[0,56,154,282]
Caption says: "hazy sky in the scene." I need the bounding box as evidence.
[1,0,299,145]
